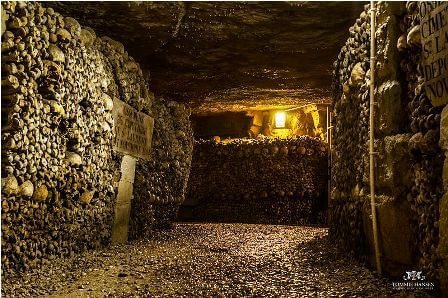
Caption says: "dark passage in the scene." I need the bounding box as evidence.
[1,1,446,296]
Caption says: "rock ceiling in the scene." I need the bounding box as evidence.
[48,1,365,112]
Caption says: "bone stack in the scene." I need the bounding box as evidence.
[183,136,328,225]
[130,98,193,239]
[1,1,193,275]
[329,4,371,254]
[399,1,444,281]
[1,1,120,274]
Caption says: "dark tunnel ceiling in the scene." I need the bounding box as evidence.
[48,1,365,111]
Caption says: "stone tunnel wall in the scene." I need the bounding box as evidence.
[180,137,328,225]
[330,1,447,291]
[1,1,193,275]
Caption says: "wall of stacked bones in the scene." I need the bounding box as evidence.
[1,1,193,275]
[130,99,193,238]
[330,1,447,289]
[182,137,328,225]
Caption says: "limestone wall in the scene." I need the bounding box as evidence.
[180,137,328,224]
[1,1,192,275]
[330,1,446,291]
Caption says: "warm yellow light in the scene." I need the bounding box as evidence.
[275,111,286,128]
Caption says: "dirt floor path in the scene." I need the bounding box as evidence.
[2,223,431,297]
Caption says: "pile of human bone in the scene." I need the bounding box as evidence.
[1,1,193,275]
[182,136,328,224]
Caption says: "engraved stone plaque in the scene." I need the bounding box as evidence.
[112,98,154,160]
[419,2,448,106]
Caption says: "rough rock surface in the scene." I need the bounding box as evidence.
[47,2,364,111]
[331,1,445,287]
[0,223,431,297]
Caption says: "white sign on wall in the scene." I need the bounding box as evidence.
[112,98,154,160]
[419,1,448,106]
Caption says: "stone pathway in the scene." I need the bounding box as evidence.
[2,223,432,297]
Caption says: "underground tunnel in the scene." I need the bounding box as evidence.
[1,1,447,297]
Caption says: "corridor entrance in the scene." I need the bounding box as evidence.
[1,1,446,296]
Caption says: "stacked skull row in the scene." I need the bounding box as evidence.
[1,1,191,275]
[331,3,371,205]
[187,136,328,224]
[329,3,371,253]
[194,136,327,158]
[130,99,193,240]
[2,1,115,274]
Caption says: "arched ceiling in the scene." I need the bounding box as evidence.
[48,1,365,111]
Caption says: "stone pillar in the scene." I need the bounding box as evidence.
[361,2,411,274]
[111,155,136,243]
[438,105,448,294]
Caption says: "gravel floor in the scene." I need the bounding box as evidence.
[2,223,433,297]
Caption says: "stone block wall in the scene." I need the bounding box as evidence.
[1,1,192,275]
[330,1,446,292]
[180,136,328,225]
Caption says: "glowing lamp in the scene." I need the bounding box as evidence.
[275,111,286,128]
